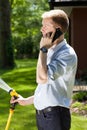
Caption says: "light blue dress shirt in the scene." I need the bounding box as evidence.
[34,39,77,110]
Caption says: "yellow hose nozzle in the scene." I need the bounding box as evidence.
[9,89,19,110]
[10,89,19,97]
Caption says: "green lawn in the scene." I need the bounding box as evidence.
[71,114,87,130]
[0,59,87,130]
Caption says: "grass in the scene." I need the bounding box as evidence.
[71,115,87,130]
[0,59,37,130]
[0,59,87,130]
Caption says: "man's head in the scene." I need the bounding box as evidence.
[42,9,69,33]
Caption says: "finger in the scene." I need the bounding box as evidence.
[10,97,15,103]
[10,99,17,104]
[50,29,56,39]
[46,32,51,38]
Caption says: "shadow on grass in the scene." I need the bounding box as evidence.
[2,68,36,85]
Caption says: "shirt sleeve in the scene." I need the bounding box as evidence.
[47,51,76,80]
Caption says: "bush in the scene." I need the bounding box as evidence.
[71,101,82,108]
[73,91,87,102]
[14,36,33,59]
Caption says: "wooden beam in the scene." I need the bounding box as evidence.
[49,1,87,9]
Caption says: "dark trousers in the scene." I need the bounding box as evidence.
[36,106,71,130]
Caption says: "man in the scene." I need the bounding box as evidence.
[11,9,77,130]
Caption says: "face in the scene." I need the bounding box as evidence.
[41,18,58,37]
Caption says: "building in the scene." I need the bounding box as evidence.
[49,0,87,78]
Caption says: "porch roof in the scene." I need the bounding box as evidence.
[49,0,87,9]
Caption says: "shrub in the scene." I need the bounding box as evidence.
[73,91,87,102]
[71,101,82,108]
[14,36,33,59]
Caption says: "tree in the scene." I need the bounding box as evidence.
[0,0,49,67]
[11,0,49,58]
[0,0,14,68]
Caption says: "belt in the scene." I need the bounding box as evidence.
[36,106,66,115]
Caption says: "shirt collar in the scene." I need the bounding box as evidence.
[47,39,67,64]
[53,39,67,52]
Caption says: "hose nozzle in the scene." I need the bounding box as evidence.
[9,89,19,97]
[9,90,19,110]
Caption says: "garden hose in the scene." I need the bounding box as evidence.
[5,90,19,130]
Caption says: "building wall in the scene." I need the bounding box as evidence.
[70,8,87,77]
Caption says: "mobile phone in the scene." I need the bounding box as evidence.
[52,28,63,42]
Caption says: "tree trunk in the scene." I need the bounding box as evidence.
[0,0,14,68]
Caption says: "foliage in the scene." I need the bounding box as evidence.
[71,101,87,117]
[14,36,34,59]
[73,91,87,102]
[11,0,49,58]
[71,101,87,112]
[71,101,82,108]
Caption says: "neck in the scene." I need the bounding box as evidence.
[53,35,64,45]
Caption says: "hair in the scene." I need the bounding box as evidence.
[42,9,69,33]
